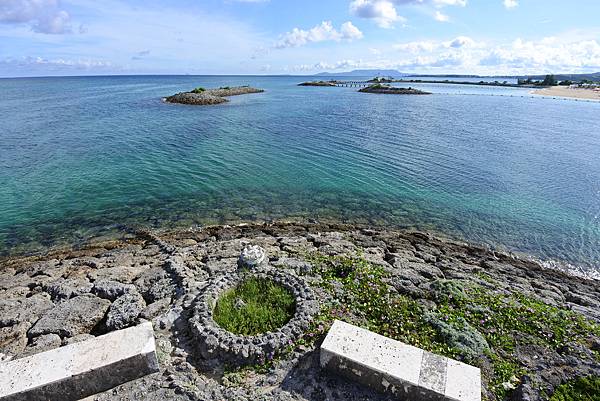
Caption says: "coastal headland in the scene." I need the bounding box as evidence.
[165,86,264,105]
[532,86,600,100]
[1,221,598,400]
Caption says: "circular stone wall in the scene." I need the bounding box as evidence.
[189,268,318,365]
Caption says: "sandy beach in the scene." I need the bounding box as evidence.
[532,85,600,100]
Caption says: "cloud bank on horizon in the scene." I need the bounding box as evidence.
[0,0,599,77]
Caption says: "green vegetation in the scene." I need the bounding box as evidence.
[304,253,600,400]
[191,87,205,93]
[542,74,558,86]
[221,254,600,399]
[519,74,558,86]
[550,376,600,401]
[213,277,296,336]
[368,83,388,89]
[220,86,231,90]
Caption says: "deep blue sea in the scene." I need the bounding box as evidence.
[1,75,599,277]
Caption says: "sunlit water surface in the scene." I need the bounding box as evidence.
[1,76,599,277]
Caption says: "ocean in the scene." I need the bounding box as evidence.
[1,75,599,277]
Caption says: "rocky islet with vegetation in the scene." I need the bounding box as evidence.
[165,86,264,106]
[359,83,431,95]
[297,81,339,87]
[0,221,599,401]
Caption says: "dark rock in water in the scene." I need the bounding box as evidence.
[359,85,430,95]
[28,294,111,338]
[164,86,264,105]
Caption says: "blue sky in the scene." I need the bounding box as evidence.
[1,0,599,77]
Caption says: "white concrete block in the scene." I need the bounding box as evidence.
[445,359,481,401]
[0,322,159,401]
[320,320,481,401]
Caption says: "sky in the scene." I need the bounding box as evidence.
[0,0,599,77]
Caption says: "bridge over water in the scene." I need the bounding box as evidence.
[333,81,371,87]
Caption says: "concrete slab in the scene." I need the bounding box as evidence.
[320,320,481,401]
[0,322,159,401]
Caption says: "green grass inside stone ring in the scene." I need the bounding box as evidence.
[213,277,296,336]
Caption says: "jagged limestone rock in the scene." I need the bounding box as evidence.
[238,245,267,269]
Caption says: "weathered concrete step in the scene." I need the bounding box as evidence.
[0,322,159,401]
[320,320,481,401]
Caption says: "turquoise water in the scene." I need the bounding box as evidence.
[1,75,599,275]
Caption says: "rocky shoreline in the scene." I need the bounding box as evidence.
[164,86,264,106]
[1,221,599,400]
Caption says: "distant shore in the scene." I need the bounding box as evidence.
[396,78,536,88]
[532,86,600,100]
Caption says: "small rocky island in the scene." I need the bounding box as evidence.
[164,86,264,106]
[297,80,338,87]
[359,84,431,95]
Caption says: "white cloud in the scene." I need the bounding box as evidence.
[0,56,115,70]
[431,0,466,6]
[288,33,600,74]
[395,36,476,52]
[275,21,363,48]
[434,10,449,22]
[350,0,405,28]
[0,0,72,34]
[446,35,475,48]
[351,0,465,27]
[340,21,364,40]
[392,0,466,5]
[480,38,600,71]
[394,40,438,52]
[503,0,518,9]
